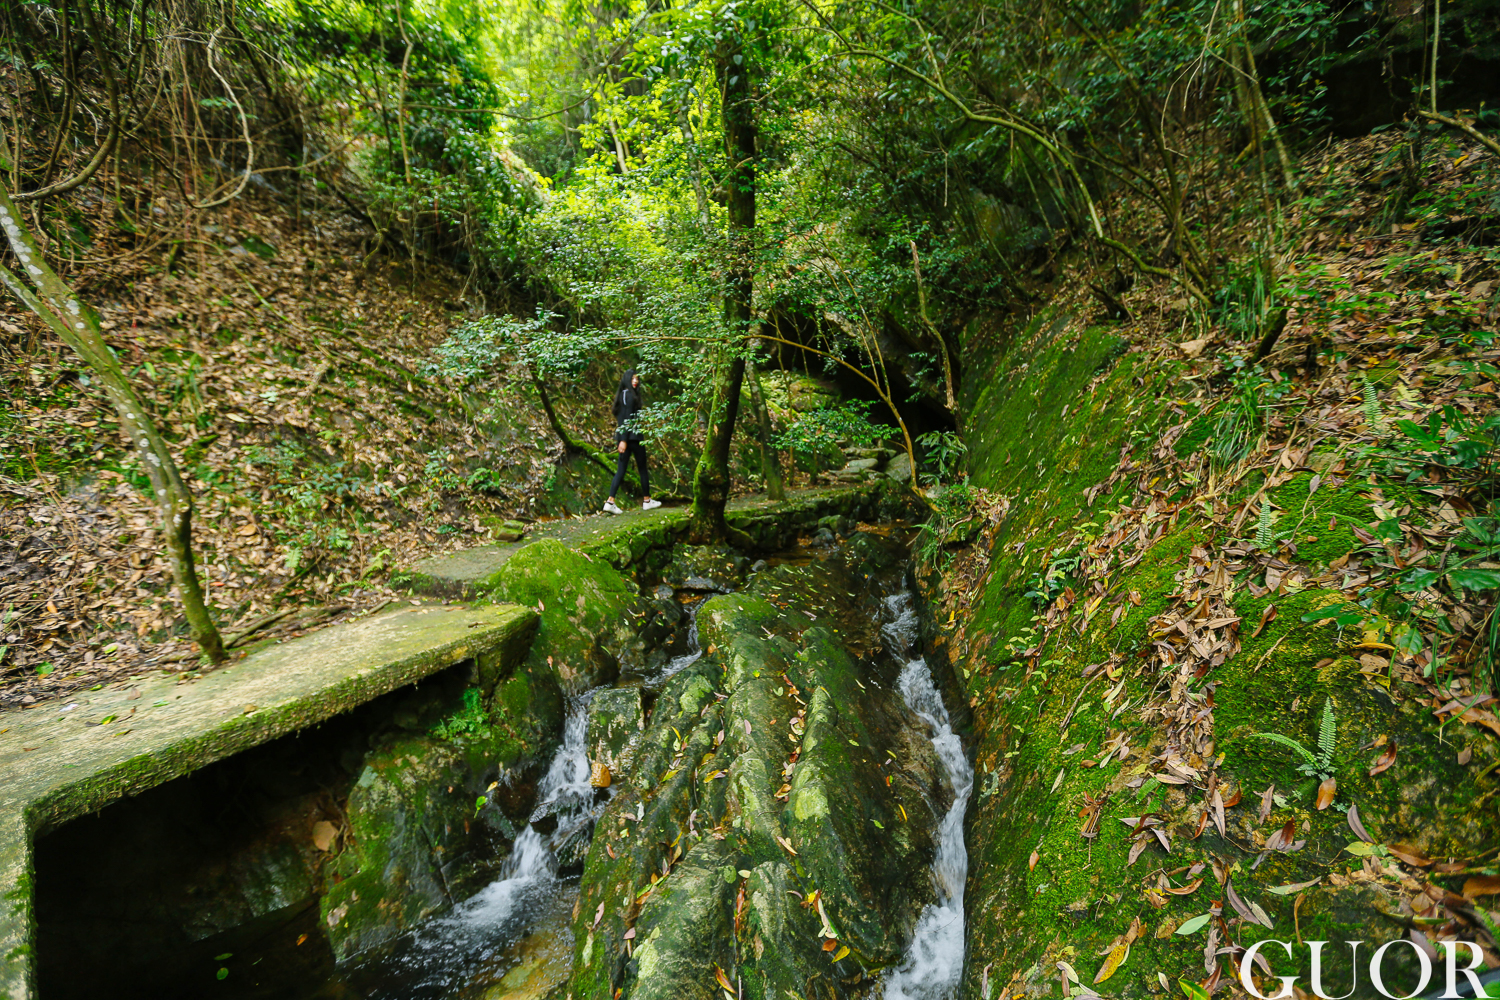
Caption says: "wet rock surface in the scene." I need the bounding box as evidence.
[566,532,962,1000]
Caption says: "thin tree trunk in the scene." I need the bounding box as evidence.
[0,184,225,663]
[688,37,755,543]
[746,355,784,500]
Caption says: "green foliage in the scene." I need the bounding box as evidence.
[1252,698,1338,782]
[915,480,979,569]
[1025,547,1083,609]
[423,311,556,384]
[916,430,966,484]
[1208,366,1290,470]
[432,688,491,742]
[773,401,889,458]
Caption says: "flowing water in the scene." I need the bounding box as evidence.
[334,692,609,999]
[881,591,975,1000]
[648,597,704,688]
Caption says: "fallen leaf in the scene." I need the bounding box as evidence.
[832,946,850,961]
[593,902,605,929]
[1387,844,1433,867]
[1368,742,1398,776]
[1094,942,1129,984]
[1258,785,1275,823]
[1166,878,1204,896]
[1265,821,1298,852]
[1315,776,1337,810]
[1251,604,1278,638]
[715,966,737,995]
[1457,747,1472,765]
[1028,849,1040,871]
[311,820,338,852]
[1175,913,1212,935]
[1268,878,1322,895]
[1347,804,1374,843]
[1462,876,1500,899]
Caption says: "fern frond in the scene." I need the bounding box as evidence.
[1362,375,1383,431]
[1252,732,1319,768]
[1256,499,1275,550]
[1318,698,1337,763]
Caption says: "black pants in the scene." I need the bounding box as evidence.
[609,440,650,498]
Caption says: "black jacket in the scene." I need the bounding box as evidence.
[613,386,643,442]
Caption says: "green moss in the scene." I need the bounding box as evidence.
[949,307,1500,999]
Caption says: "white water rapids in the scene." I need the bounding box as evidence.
[881,592,975,1000]
[356,692,606,997]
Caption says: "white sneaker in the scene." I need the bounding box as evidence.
[642,499,662,511]
[602,501,623,515]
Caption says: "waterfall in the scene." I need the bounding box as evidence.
[650,597,704,686]
[359,693,606,996]
[882,592,974,1000]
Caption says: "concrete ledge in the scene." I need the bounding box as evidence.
[0,602,538,1000]
[409,483,896,599]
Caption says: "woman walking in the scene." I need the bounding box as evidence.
[603,369,662,514]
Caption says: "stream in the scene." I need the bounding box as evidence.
[881,591,974,1000]
[332,570,972,1000]
[329,689,606,1000]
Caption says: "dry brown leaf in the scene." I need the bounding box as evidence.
[1315,776,1337,810]
[1462,876,1500,899]
[1347,804,1374,843]
[1250,604,1278,638]
[1387,844,1433,867]
[1368,742,1398,776]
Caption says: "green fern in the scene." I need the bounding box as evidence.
[1254,699,1340,782]
[1362,375,1383,431]
[1251,731,1319,769]
[1317,698,1337,761]
[1256,499,1276,550]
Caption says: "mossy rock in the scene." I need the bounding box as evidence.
[586,686,646,782]
[566,545,956,1000]
[320,735,505,961]
[662,545,750,592]
[482,539,642,693]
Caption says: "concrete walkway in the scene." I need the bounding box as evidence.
[410,485,883,597]
[0,601,537,1000]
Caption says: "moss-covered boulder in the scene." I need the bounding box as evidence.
[483,539,644,693]
[587,686,646,783]
[320,735,505,961]
[662,545,750,592]
[565,537,954,1000]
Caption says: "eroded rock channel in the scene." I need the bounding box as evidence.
[32,524,973,1000]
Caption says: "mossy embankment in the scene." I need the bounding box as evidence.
[937,310,1500,998]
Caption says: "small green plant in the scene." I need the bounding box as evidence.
[432,688,491,742]
[1024,547,1083,608]
[1252,697,1338,781]
[914,480,978,569]
[915,430,967,484]
[466,466,507,494]
[1360,374,1383,431]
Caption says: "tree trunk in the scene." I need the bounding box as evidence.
[688,37,756,543]
[747,355,784,501]
[0,184,226,663]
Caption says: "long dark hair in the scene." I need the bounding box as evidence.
[612,368,639,420]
